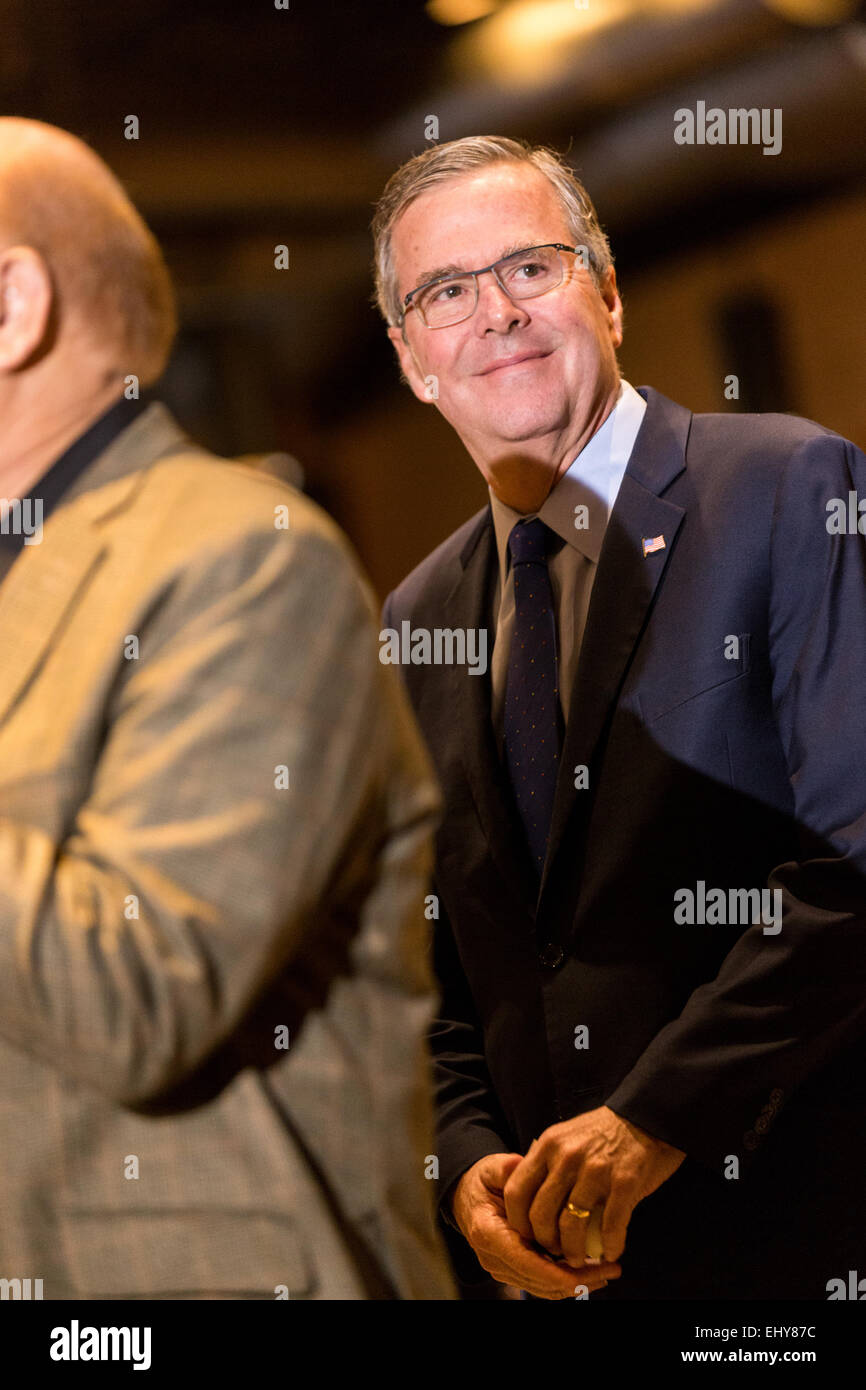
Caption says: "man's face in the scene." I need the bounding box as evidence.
[387,162,623,473]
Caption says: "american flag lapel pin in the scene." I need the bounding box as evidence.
[642,534,666,557]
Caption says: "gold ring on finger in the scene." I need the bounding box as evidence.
[565,1202,591,1219]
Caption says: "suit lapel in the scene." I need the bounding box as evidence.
[0,495,122,730]
[0,404,190,731]
[444,513,539,909]
[537,386,692,909]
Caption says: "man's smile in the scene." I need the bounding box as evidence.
[476,349,552,376]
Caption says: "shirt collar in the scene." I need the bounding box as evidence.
[490,377,647,579]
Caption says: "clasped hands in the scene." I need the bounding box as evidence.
[450,1105,686,1300]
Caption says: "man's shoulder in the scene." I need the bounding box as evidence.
[386,506,491,619]
[689,403,844,456]
[682,405,863,517]
[107,429,370,605]
[77,402,348,563]
[634,387,859,507]
[146,445,339,548]
[640,384,851,464]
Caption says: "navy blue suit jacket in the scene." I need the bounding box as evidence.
[384,386,866,1299]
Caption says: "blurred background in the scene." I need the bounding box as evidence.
[3,0,864,596]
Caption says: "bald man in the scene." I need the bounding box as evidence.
[0,120,455,1301]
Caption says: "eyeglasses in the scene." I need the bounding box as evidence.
[400,243,580,329]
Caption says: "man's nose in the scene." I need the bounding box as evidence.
[474,272,531,334]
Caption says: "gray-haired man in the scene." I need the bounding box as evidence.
[376,134,866,1301]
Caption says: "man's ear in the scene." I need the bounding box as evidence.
[387,324,435,405]
[599,265,624,350]
[0,245,53,372]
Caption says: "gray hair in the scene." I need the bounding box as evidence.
[371,135,614,328]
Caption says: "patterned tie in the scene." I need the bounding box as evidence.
[503,518,562,876]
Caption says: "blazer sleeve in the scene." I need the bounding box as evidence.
[0,502,440,1108]
[606,431,866,1173]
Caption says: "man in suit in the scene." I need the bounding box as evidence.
[373,134,866,1300]
[0,118,455,1301]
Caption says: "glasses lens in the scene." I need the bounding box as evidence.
[498,246,564,299]
[410,247,567,327]
[418,275,477,328]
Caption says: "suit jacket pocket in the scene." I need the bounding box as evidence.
[57,1209,313,1298]
[636,635,751,726]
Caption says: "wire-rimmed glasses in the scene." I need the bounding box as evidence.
[400,243,580,329]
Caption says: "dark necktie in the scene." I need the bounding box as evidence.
[503,518,562,876]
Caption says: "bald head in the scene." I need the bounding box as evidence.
[0,119,176,385]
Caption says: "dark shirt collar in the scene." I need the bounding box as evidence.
[0,390,150,552]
